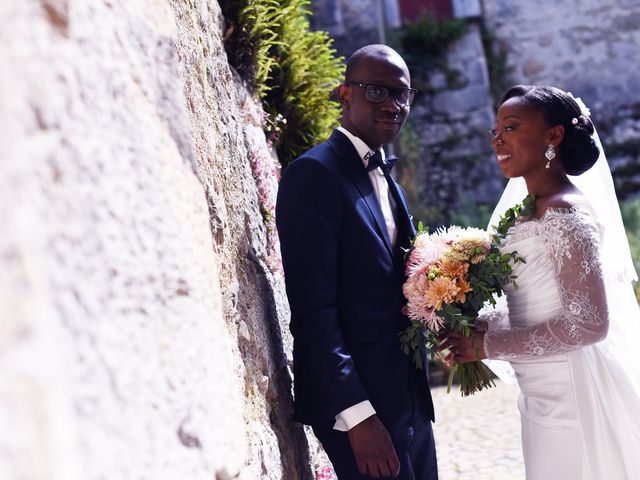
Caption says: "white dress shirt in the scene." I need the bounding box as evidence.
[337,127,397,246]
[332,127,398,431]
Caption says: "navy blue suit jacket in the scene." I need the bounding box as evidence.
[276,130,434,429]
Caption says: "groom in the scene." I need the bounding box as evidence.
[276,45,437,479]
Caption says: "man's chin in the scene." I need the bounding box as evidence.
[379,132,400,146]
[372,126,400,144]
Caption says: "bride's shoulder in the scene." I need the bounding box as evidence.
[538,193,600,237]
[538,191,593,217]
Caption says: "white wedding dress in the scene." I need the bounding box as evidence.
[481,205,640,479]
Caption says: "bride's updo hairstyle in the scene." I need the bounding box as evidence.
[500,85,600,175]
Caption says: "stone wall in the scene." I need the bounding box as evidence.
[402,22,504,226]
[310,0,401,59]
[0,0,323,478]
[482,0,640,198]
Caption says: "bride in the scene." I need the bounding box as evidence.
[443,85,640,479]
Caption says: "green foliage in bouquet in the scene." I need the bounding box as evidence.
[400,195,535,396]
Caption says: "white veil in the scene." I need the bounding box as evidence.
[484,95,640,387]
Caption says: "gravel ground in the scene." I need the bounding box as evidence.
[431,380,526,479]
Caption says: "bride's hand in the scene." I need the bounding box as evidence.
[474,320,489,332]
[438,331,487,364]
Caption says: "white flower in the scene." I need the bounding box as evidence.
[567,91,591,117]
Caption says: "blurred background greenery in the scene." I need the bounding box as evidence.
[621,197,640,301]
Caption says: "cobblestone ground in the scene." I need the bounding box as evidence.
[432,380,525,480]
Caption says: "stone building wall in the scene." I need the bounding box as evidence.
[310,0,401,59]
[403,22,504,225]
[0,1,325,479]
[482,0,640,197]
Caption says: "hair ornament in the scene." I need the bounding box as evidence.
[572,117,579,125]
[567,92,591,117]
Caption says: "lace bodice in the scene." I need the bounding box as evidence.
[483,207,609,361]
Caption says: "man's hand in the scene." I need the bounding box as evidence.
[347,415,400,478]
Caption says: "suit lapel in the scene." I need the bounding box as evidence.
[328,131,394,258]
[386,172,415,271]
[386,172,416,240]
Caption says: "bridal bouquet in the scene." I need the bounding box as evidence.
[400,197,533,396]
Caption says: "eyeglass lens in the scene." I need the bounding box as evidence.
[365,85,415,106]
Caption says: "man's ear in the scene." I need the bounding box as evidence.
[549,125,565,147]
[337,83,350,108]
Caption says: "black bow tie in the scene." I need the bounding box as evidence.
[366,151,399,175]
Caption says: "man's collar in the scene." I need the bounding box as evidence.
[336,127,384,169]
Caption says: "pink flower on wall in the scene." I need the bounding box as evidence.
[244,101,284,275]
[314,464,337,480]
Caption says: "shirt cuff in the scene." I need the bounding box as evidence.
[333,401,376,431]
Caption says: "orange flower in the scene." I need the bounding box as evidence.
[424,276,460,310]
[455,278,473,303]
[439,259,469,280]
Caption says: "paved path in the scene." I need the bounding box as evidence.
[431,380,525,479]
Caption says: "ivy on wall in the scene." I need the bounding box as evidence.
[480,25,514,110]
[220,0,344,168]
[390,14,467,92]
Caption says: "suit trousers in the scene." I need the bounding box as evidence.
[312,395,438,480]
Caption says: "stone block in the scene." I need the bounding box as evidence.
[613,12,640,32]
[433,85,491,112]
[311,0,345,36]
[611,119,640,144]
[493,0,520,18]
[427,71,448,90]
[452,0,482,19]
[465,58,490,87]
[450,25,485,62]
[384,0,401,28]
[522,58,546,77]
[419,123,454,146]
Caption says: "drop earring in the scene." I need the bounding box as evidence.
[545,144,556,169]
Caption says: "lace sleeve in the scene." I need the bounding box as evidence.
[484,208,609,360]
[479,293,509,330]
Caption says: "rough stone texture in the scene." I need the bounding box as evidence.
[482,0,640,198]
[0,0,322,479]
[399,24,504,226]
[310,0,398,58]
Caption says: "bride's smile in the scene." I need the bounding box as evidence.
[491,95,563,182]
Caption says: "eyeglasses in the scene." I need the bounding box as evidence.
[348,82,417,107]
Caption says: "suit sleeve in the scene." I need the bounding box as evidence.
[276,156,369,421]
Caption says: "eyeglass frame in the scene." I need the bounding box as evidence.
[347,82,418,107]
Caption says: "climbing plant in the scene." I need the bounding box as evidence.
[220,0,344,167]
[480,25,514,109]
[390,13,467,92]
